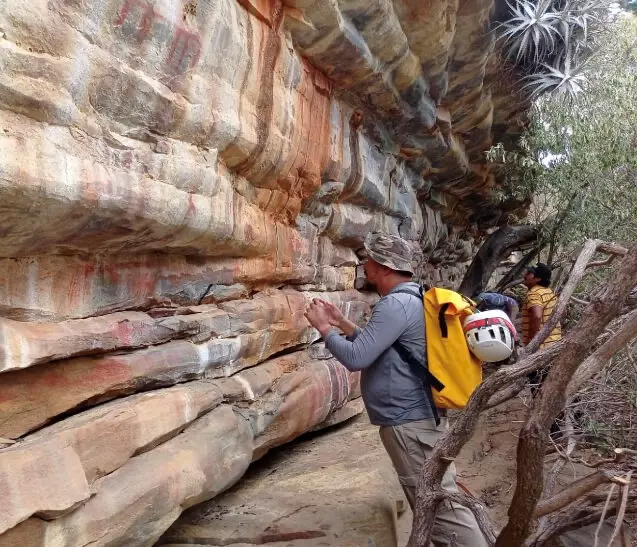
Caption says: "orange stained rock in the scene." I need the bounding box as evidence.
[236,0,276,25]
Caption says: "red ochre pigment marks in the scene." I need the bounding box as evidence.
[235,0,284,176]
[115,0,202,74]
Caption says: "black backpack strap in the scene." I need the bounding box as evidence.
[390,285,443,425]
[392,341,445,392]
[392,341,442,426]
[438,303,450,338]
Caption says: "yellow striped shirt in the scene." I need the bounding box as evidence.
[522,286,562,346]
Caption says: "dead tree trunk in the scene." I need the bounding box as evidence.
[408,241,636,547]
[458,225,537,297]
[495,245,637,546]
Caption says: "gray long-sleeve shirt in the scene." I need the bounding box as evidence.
[324,281,434,426]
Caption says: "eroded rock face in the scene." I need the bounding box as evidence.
[0,352,362,543]
[0,0,527,544]
[158,409,403,547]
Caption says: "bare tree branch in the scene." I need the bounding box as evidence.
[539,409,578,535]
[535,470,620,518]
[596,243,629,256]
[495,245,637,547]
[594,485,617,547]
[485,378,527,409]
[616,493,632,547]
[607,472,633,547]
[530,499,637,547]
[458,225,538,297]
[567,308,637,397]
[447,492,498,545]
[585,243,627,271]
[587,257,619,269]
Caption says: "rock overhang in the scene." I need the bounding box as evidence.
[0,0,532,544]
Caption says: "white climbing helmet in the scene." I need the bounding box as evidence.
[463,310,517,363]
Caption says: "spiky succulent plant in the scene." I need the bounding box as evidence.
[497,0,612,98]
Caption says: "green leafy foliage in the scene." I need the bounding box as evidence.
[490,15,637,257]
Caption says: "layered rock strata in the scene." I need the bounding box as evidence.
[0,0,528,544]
[0,346,363,544]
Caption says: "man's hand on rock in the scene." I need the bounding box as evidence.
[316,299,346,328]
[304,299,333,338]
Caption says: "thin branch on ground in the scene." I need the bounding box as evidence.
[607,471,633,547]
[594,485,617,547]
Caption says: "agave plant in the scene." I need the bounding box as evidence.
[497,0,612,98]
[523,55,589,98]
[499,0,562,63]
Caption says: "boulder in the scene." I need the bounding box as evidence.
[158,412,403,547]
[0,438,90,535]
[0,405,254,547]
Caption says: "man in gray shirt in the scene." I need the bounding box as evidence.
[305,232,487,547]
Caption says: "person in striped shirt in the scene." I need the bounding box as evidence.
[522,263,561,394]
[522,263,561,346]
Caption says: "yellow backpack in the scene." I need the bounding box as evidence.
[392,286,482,412]
[423,287,482,409]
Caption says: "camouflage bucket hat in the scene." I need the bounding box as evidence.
[363,232,415,275]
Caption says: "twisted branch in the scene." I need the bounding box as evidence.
[407,242,637,547]
[496,244,637,546]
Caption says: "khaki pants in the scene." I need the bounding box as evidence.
[379,418,488,547]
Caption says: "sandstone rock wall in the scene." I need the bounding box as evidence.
[158,408,402,547]
[0,0,527,544]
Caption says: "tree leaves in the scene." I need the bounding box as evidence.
[490,15,637,256]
